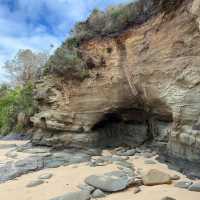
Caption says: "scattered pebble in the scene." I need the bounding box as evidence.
[92,189,106,198]
[133,187,141,194]
[26,180,44,187]
[38,173,53,180]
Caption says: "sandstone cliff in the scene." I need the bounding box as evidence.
[31,0,200,162]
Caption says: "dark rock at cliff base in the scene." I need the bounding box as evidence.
[85,171,131,192]
[50,191,91,200]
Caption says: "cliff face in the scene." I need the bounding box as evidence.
[31,0,200,162]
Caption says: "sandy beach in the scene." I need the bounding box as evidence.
[0,141,199,200]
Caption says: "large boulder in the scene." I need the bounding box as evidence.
[142,169,171,186]
[85,171,131,192]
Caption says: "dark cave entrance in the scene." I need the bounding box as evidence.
[92,108,173,149]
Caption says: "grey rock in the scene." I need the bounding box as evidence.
[50,190,90,200]
[144,160,156,164]
[38,173,53,180]
[78,184,95,193]
[188,182,200,192]
[92,189,106,198]
[174,181,193,189]
[85,171,130,192]
[26,179,44,187]
[0,148,92,183]
[5,151,18,159]
[143,152,154,158]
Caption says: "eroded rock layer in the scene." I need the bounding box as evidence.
[31,0,200,162]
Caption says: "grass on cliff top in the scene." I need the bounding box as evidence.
[44,0,183,79]
[0,84,36,135]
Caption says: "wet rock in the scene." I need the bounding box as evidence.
[174,181,193,189]
[26,180,44,187]
[188,182,200,192]
[50,190,91,200]
[142,169,171,186]
[85,171,131,192]
[38,173,53,180]
[92,189,106,198]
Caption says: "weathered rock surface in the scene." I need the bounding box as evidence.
[85,171,131,192]
[31,0,200,162]
[142,169,171,186]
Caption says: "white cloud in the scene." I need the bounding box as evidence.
[0,0,133,83]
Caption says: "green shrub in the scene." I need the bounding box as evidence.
[0,83,36,135]
[44,39,90,80]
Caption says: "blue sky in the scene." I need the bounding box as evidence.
[0,0,133,82]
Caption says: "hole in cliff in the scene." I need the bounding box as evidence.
[106,47,113,54]
[92,108,173,149]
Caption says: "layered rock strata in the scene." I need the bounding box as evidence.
[31,0,200,162]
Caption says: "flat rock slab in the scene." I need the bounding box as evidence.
[50,191,90,200]
[0,149,92,183]
[188,182,200,192]
[142,169,171,186]
[85,171,130,192]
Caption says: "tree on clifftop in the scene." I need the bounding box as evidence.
[3,49,48,86]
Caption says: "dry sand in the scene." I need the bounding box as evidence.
[0,141,199,200]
